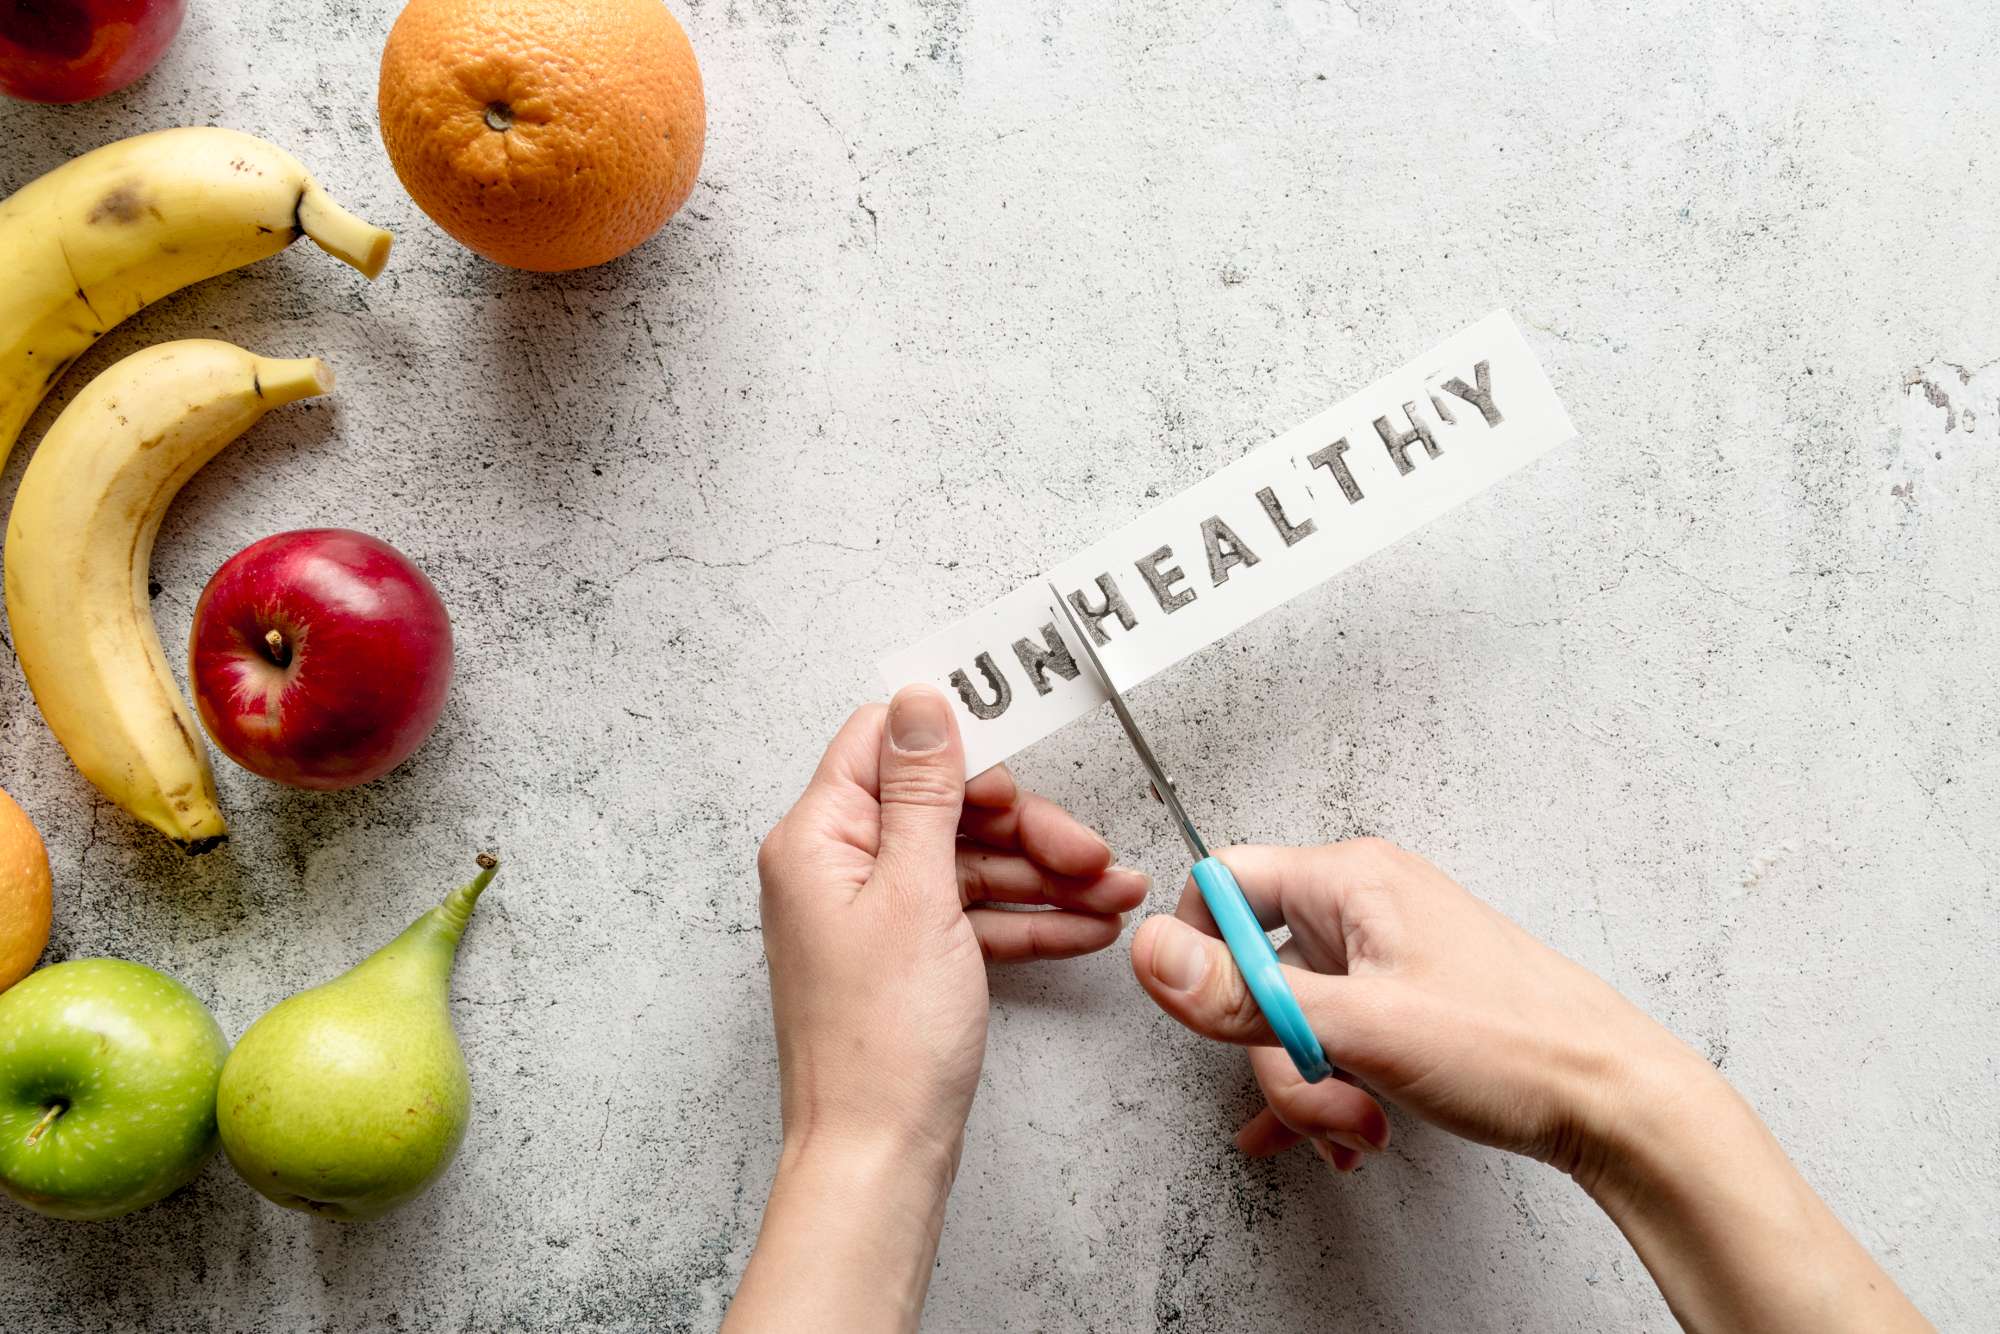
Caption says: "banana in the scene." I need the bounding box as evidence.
[4,340,333,848]
[0,126,387,474]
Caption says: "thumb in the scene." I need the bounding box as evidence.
[874,685,967,891]
[1132,915,1394,1068]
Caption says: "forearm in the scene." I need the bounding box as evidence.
[725,1134,960,1333]
[1577,1044,1929,1333]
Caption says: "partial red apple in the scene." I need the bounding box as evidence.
[190,529,453,791]
[0,0,186,104]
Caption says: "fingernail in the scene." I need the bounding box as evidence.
[1329,1131,1372,1155]
[888,688,948,753]
[1153,923,1209,992]
[1111,865,1152,890]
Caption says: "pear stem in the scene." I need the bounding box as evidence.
[25,1100,65,1146]
[436,853,499,936]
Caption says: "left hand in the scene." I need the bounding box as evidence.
[732,686,1148,1332]
[756,684,1150,1169]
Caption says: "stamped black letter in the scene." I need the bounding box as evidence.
[1305,439,1364,504]
[1439,360,1501,427]
[1012,623,1080,697]
[1374,402,1442,475]
[1067,574,1139,646]
[1201,516,1261,585]
[1136,546,1197,614]
[1256,486,1316,546]
[949,652,1012,720]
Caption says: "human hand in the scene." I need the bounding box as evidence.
[757,684,1150,1171]
[1130,839,1704,1180]
[1129,839,1932,1333]
[733,686,1148,1332]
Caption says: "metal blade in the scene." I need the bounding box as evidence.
[1048,582,1209,861]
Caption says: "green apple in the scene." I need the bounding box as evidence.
[0,959,229,1220]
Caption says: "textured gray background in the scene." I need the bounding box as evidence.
[1,0,1995,1329]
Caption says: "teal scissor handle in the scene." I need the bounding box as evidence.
[1190,856,1332,1084]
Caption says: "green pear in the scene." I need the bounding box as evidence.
[216,854,497,1220]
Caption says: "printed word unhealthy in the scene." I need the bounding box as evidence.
[878,310,1578,777]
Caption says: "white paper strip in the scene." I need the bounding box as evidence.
[879,310,1577,776]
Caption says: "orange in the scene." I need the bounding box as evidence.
[0,787,51,992]
[377,0,706,272]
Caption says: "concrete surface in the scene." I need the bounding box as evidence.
[1,0,1995,1329]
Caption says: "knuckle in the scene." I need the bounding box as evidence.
[1266,1076,1320,1125]
[1326,836,1408,888]
[1211,964,1267,1038]
[755,820,792,880]
[1344,835,1405,865]
[878,764,962,811]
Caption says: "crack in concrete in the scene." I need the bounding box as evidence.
[619,536,884,581]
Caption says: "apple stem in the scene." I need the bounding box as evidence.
[263,628,290,668]
[24,1100,66,1146]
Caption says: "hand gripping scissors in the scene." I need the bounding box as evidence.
[1048,584,1332,1084]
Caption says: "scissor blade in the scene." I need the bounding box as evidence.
[1047,584,1146,741]
[1047,582,1208,860]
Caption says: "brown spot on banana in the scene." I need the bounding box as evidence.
[87,184,148,224]
[168,699,205,762]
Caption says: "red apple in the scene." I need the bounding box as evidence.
[190,530,453,791]
[0,0,186,104]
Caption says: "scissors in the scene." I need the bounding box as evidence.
[1048,584,1333,1085]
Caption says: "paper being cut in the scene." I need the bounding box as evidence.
[878,310,1577,776]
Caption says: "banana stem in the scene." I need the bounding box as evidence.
[252,356,334,407]
[296,182,394,279]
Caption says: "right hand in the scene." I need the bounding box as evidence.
[1130,839,1715,1181]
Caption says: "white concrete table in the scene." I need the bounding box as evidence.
[1,0,1993,1328]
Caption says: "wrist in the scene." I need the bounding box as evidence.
[1566,1032,1742,1212]
[777,1122,964,1207]
[731,1130,960,1333]
[1560,1031,1931,1331]
[1567,1026,1848,1282]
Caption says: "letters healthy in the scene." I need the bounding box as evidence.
[950,362,1503,722]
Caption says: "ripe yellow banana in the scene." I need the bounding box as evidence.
[0,126,387,474]
[4,340,334,847]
